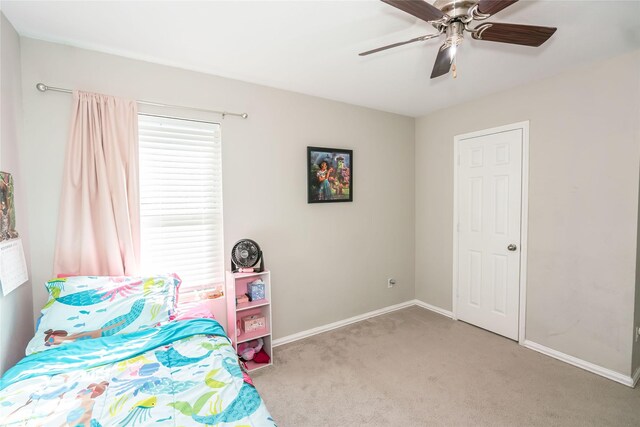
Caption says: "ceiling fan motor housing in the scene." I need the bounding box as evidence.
[433,0,478,20]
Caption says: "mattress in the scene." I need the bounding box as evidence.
[0,318,275,426]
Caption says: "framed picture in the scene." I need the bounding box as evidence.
[0,171,19,241]
[307,146,352,203]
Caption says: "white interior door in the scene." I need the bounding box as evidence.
[456,128,523,340]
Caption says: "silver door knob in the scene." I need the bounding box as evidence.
[507,244,517,251]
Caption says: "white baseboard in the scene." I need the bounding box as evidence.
[523,340,635,387]
[632,366,640,387]
[272,299,455,347]
[272,300,416,347]
[271,299,453,347]
[413,299,454,319]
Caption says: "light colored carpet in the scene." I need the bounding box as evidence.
[252,306,640,426]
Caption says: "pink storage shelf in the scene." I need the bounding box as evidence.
[226,270,272,372]
[237,328,270,344]
[245,359,271,372]
[232,271,267,279]
[236,298,270,312]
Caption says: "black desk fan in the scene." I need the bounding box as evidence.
[231,239,264,273]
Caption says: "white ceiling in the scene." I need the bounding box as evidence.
[2,0,639,117]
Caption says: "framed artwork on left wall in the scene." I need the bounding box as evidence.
[307,146,352,203]
[0,171,19,241]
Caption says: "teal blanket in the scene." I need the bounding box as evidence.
[0,319,275,426]
[1,318,226,390]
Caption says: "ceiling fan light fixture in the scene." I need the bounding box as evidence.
[442,21,465,51]
[442,21,464,72]
[449,44,457,59]
[444,34,463,59]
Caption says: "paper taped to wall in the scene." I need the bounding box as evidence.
[0,238,28,296]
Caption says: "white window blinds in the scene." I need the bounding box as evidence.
[138,114,224,295]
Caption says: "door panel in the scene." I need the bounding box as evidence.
[457,129,522,340]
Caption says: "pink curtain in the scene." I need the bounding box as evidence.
[53,90,140,276]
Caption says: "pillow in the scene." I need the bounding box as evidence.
[174,301,215,321]
[26,274,181,355]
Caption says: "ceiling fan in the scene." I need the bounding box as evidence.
[360,0,557,79]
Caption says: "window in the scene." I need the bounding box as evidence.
[138,114,224,297]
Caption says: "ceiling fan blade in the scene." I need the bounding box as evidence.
[359,33,440,56]
[381,0,447,23]
[472,22,557,47]
[476,0,519,16]
[430,44,452,79]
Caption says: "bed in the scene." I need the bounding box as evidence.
[0,275,275,426]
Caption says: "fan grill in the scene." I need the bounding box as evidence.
[231,239,265,272]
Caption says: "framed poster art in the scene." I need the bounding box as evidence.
[0,171,19,241]
[307,147,352,203]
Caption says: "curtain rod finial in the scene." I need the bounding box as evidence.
[241,113,248,119]
[36,83,47,92]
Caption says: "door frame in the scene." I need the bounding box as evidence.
[452,121,529,344]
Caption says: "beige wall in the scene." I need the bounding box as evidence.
[415,50,640,376]
[0,13,34,375]
[18,37,416,341]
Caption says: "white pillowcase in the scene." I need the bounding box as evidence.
[26,274,180,355]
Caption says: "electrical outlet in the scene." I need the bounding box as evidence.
[636,326,640,343]
[387,278,397,288]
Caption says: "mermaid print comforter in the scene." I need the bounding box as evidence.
[0,319,276,426]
